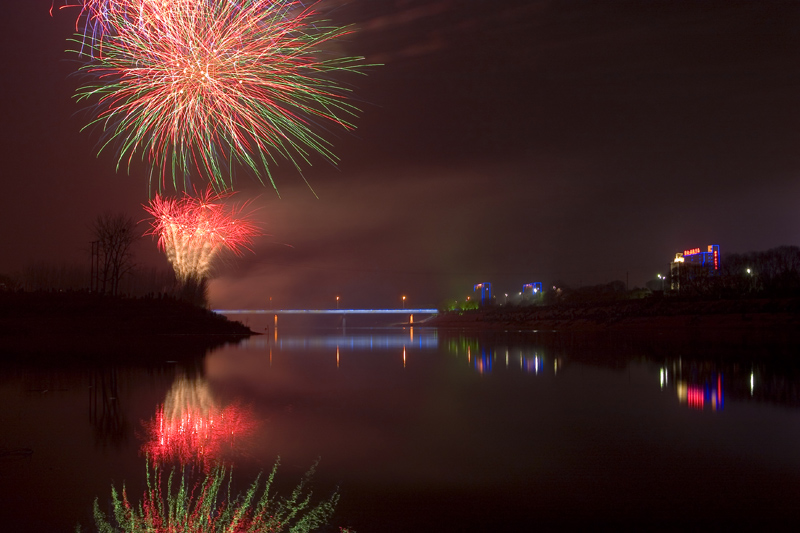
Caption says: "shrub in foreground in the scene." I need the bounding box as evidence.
[80,458,344,533]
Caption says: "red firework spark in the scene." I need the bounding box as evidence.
[144,187,260,280]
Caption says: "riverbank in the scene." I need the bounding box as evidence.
[0,291,254,363]
[423,296,800,332]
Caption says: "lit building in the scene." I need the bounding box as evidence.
[522,282,542,301]
[473,282,492,305]
[670,244,720,292]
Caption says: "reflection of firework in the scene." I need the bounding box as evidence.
[144,187,259,282]
[141,374,254,468]
[70,0,369,192]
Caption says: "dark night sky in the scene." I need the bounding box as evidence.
[1,0,799,309]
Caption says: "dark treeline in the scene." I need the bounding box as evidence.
[541,245,800,304]
[540,279,643,306]
[0,262,177,299]
[550,246,800,304]
[1,212,217,306]
[677,245,800,298]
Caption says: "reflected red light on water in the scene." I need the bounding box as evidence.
[141,375,254,468]
[143,403,253,467]
[687,385,705,409]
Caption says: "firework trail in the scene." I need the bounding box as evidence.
[68,0,370,193]
[56,1,119,53]
[144,187,260,282]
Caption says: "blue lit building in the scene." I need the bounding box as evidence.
[670,244,720,292]
[473,282,492,305]
[522,282,543,301]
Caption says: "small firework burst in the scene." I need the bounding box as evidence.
[144,187,260,283]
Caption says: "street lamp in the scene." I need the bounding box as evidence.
[336,295,339,309]
[657,274,665,291]
[402,295,406,309]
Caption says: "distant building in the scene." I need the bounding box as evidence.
[473,282,492,305]
[522,282,542,301]
[670,244,720,292]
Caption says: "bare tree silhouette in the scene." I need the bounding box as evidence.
[91,213,140,296]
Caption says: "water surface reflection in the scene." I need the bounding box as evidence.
[1,328,800,531]
[140,373,255,469]
[202,328,800,531]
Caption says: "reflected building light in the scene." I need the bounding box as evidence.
[677,381,688,403]
[672,375,724,411]
[750,372,754,396]
[687,384,704,409]
[403,345,406,368]
[660,368,664,389]
[554,358,558,376]
[442,337,555,376]
[473,348,492,374]
[246,332,439,351]
[336,346,340,368]
[521,355,541,374]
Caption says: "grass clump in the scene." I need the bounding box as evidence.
[80,457,342,532]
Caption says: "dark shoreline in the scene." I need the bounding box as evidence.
[0,291,255,364]
[423,296,800,332]
[3,292,799,364]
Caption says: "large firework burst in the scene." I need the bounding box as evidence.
[144,187,260,283]
[71,0,369,192]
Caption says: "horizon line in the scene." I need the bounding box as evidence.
[214,308,440,315]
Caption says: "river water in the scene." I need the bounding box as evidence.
[1,326,799,531]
